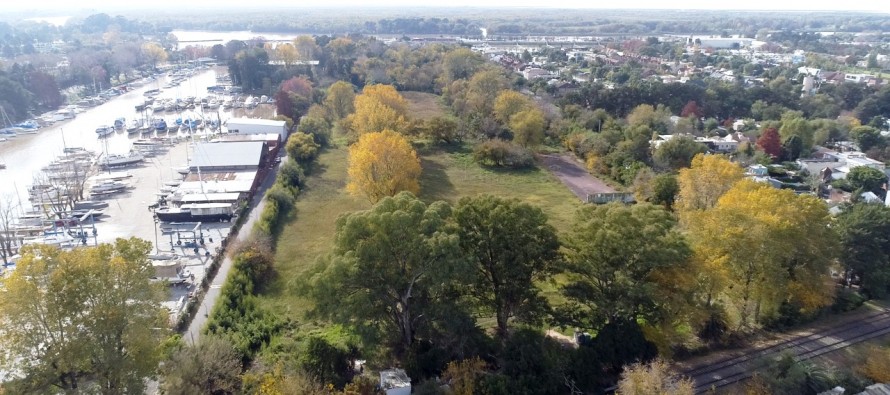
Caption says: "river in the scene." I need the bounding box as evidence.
[0,67,242,212]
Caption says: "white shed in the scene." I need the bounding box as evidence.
[225,118,287,140]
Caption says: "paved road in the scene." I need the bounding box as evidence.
[539,154,615,201]
[684,307,890,393]
[184,158,281,345]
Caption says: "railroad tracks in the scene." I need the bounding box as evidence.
[688,309,890,393]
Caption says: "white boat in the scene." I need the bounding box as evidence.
[99,152,144,169]
[95,125,114,137]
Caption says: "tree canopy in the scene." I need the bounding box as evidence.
[0,238,167,394]
[346,130,421,203]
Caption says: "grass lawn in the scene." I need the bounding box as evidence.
[402,91,446,121]
[260,142,584,332]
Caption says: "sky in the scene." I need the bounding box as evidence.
[9,0,890,12]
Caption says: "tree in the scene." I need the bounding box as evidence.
[676,154,744,213]
[304,192,463,354]
[441,47,485,85]
[680,100,703,118]
[160,336,243,395]
[141,42,167,69]
[560,203,694,330]
[350,84,410,135]
[836,203,890,298]
[493,90,534,124]
[324,81,356,120]
[778,116,814,153]
[851,126,884,153]
[347,130,421,203]
[509,108,546,147]
[781,134,803,161]
[297,114,332,147]
[423,116,461,144]
[617,359,694,395]
[0,239,167,394]
[846,166,887,195]
[653,136,707,171]
[285,132,320,165]
[275,43,298,69]
[687,181,836,328]
[453,195,560,337]
[756,127,782,160]
[293,35,320,61]
[0,194,17,265]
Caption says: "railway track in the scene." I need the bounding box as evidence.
[688,309,890,393]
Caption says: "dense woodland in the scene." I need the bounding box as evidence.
[3,10,890,395]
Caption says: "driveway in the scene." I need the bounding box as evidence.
[539,154,615,201]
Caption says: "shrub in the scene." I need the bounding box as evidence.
[285,132,320,165]
[277,159,304,189]
[472,139,534,169]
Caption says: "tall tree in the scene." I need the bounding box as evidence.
[676,154,744,213]
[850,126,884,153]
[324,80,356,120]
[349,84,410,135]
[0,238,167,394]
[141,42,168,70]
[305,192,463,354]
[847,166,887,195]
[560,203,694,330]
[453,195,560,337]
[346,130,421,203]
[493,90,534,124]
[687,180,836,328]
[836,203,890,298]
[509,108,546,147]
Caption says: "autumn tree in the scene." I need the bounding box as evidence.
[493,90,534,124]
[160,336,243,395]
[0,239,167,394]
[509,108,546,147]
[324,80,356,120]
[687,181,837,329]
[304,192,464,354]
[423,116,462,144]
[453,195,560,337]
[676,154,744,213]
[617,359,694,395]
[680,100,703,118]
[441,47,485,86]
[142,42,168,70]
[346,130,421,203]
[634,170,680,210]
[756,127,782,160]
[293,35,320,61]
[349,84,410,135]
[275,43,298,69]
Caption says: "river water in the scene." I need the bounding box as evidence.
[0,67,243,212]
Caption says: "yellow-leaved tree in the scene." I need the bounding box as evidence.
[349,84,410,135]
[493,90,534,124]
[142,42,168,69]
[347,130,421,203]
[676,154,745,214]
[686,180,836,329]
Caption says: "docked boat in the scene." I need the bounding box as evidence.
[95,125,114,137]
[154,203,234,223]
[153,119,168,133]
[0,128,19,138]
[113,118,126,130]
[73,200,110,210]
[98,152,144,169]
[127,119,143,134]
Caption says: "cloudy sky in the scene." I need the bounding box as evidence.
[10,0,890,12]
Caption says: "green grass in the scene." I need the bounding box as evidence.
[260,142,584,332]
[402,91,446,121]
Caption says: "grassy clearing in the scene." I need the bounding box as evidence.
[402,91,446,121]
[261,142,584,330]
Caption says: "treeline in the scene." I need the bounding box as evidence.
[133,9,890,37]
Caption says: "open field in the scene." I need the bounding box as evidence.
[259,142,584,333]
[402,91,446,120]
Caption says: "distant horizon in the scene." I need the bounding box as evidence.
[6,1,890,14]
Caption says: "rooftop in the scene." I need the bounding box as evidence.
[190,141,264,170]
[226,118,286,128]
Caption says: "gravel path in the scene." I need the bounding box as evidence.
[539,153,615,201]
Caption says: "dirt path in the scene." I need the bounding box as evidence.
[539,154,615,201]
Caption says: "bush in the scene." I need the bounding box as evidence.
[277,159,304,189]
[473,139,534,169]
[285,132,320,165]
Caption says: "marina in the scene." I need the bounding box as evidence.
[0,65,278,321]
